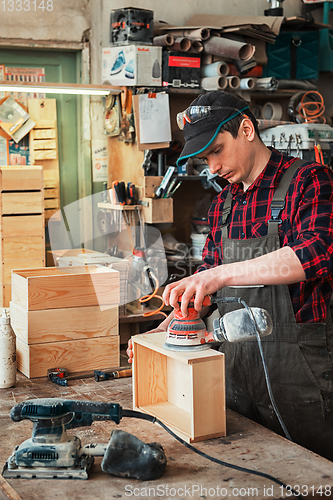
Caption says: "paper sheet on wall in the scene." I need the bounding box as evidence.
[92,139,108,182]
[138,93,172,144]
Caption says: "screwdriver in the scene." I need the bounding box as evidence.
[94,368,132,382]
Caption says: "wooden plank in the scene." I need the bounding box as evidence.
[32,139,57,150]
[0,166,43,191]
[11,266,120,310]
[30,119,56,129]
[16,335,120,378]
[1,236,44,261]
[44,187,59,199]
[2,192,43,214]
[33,150,57,160]
[0,475,23,500]
[192,356,226,440]
[1,284,11,308]
[10,302,119,344]
[31,128,56,139]
[44,198,59,209]
[0,214,44,237]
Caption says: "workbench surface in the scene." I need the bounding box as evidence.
[1,371,333,500]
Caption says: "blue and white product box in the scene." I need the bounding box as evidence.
[102,46,162,86]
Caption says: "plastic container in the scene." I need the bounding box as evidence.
[190,233,207,260]
[0,309,16,389]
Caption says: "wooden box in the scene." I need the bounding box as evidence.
[10,266,121,378]
[11,266,119,311]
[15,336,120,378]
[141,197,173,224]
[10,302,119,344]
[132,332,226,443]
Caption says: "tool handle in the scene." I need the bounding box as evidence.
[113,369,132,379]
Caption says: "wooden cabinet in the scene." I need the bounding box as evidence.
[0,166,45,307]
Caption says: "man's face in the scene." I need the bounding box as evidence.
[196,120,254,186]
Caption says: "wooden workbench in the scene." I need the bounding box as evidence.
[0,371,333,500]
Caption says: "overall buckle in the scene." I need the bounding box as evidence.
[269,200,285,224]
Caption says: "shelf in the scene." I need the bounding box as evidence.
[97,202,141,211]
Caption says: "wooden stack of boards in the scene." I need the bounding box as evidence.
[28,98,60,224]
[0,166,45,307]
[10,265,120,378]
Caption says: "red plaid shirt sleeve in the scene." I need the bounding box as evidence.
[196,150,333,323]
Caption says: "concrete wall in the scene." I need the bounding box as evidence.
[0,0,303,82]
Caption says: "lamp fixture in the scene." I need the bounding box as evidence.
[0,82,120,96]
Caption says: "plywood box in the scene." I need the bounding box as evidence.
[141,197,173,224]
[10,302,118,344]
[132,332,226,443]
[16,336,120,378]
[11,266,120,311]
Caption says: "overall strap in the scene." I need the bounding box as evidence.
[221,189,233,239]
[267,158,305,236]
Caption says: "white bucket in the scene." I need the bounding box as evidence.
[190,233,207,260]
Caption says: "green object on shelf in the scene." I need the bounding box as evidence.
[319,1,333,71]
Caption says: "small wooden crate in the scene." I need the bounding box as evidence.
[15,336,120,378]
[132,332,226,443]
[11,266,119,311]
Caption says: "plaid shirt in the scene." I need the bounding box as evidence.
[197,148,333,323]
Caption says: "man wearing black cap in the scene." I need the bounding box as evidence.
[128,90,333,460]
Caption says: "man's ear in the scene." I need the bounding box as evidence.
[240,116,255,142]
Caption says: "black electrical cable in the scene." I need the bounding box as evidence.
[239,299,292,441]
[122,409,304,500]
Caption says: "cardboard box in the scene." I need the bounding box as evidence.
[162,51,201,89]
[110,7,153,45]
[132,332,226,443]
[102,45,162,86]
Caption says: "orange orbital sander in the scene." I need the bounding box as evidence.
[164,295,213,351]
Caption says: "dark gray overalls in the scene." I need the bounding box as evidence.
[217,159,333,460]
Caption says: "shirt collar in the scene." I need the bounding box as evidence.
[229,147,284,196]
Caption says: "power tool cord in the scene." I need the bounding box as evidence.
[122,409,303,500]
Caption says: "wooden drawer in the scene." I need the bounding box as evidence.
[0,166,43,191]
[1,191,44,214]
[16,336,120,378]
[10,302,119,344]
[11,266,120,311]
[132,332,226,443]
[1,237,44,261]
[0,215,44,238]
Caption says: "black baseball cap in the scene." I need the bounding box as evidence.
[176,91,250,167]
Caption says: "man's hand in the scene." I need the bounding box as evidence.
[126,313,174,363]
[163,266,223,316]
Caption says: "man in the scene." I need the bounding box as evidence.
[128,90,333,460]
